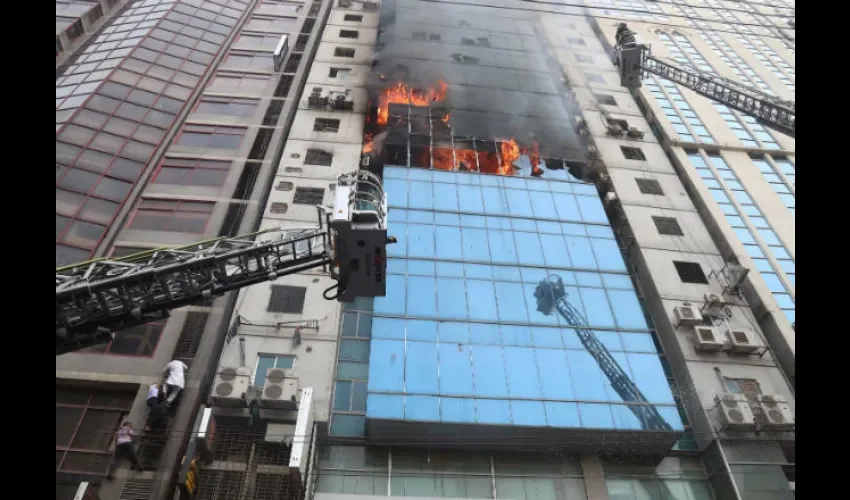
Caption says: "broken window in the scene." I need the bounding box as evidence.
[595,93,617,106]
[304,149,333,166]
[652,216,684,236]
[340,29,359,39]
[673,261,709,284]
[329,67,351,81]
[334,47,355,58]
[267,285,307,313]
[620,146,646,161]
[636,178,664,195]
[313,118,340,132]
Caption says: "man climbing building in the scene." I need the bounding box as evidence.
[162,359,189,407]
[106,421,143,480]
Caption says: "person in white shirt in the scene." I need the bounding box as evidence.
[162,359,189,407]
[146,383,161,408]
[106,421,143,479]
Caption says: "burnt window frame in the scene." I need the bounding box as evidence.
[334,47,356,58]
[304,149,334,166]
[313,118,340,133]
[620,146,647,161]
[293,187,325,205]
[267,285,308,313]
[673,260,709,284]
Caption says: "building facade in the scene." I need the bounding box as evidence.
[56,1,794,499]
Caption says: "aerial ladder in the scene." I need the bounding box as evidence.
[534,275,673,432]
[612,23,795,138]
[56,170,395,355]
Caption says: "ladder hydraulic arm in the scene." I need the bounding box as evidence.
[534,276,673,432]
[56,170,394,356]
[613,24,795,138]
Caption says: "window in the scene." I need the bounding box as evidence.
[567,37,585,45]
[636,178,664,195]
[334,47,355,58]
[209,72,271,92]
[254,354,295,387]
[196,97,260,117]
[268,285,307,313]
[153,158,233,187]
[313,118,340,132]
[86,322,164,356]
[620,146,647,161]
[673,261,709,284]
[329,67,351,80]
[340,29,359,39]
[129,199,215,233]
[177,124,247,150]
[344,14,363,22]
[585,72,605,83]
[224,51,275,71]
[595,93,617,106]
[333,380,368,413]
[305,149,333,166]
[725,378,762,396]
[293,187,325,205]
[56,387,135,473]
[652,216,684,236]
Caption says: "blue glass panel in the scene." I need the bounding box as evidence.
[522,282,560,326]
[514,231,546,266]
[437,261,464,277]
[594,330,623,352]
[351,381,367,412]
[439,322,469,343]
[656,406,684,431]
[482,186,508,213]
[607,290,649,330]
[540,233,572,268]
[562,223,586,236]
[407,275,436,317]
[387,259,406,274]
[783,309,795,324]
[511,400,547,426]
[388,222,407,258]
[778,260,795,274]
[384,167,406,179]
[579,287,616,329]
[602,273,633,290]
[773,293,794,309]
[530,190,558,219]
[407,224,435,259]
[621,332,657,352]
[367,394,404,419]
[406,319,437,341]
[576,196,607,223]
[435,212,460,226]
[368,340,405,392]
[406,395,440,421]
[372,317,406,340]
[465,263,492,279]
[471,345,508,397]
[441,397,476,423]
[467,280,498,321]
[406,341,438,394]
[384,178,408,207]
[530,326,563,349]
[407,210,433,224]
[628,353,676,404]
[550,181,572,193]
[564,235,598,270]
[434,182,459,212]
[487,216,511,230]
[461,227,490,263]
[560,327,585,349]
[476,399,512,425]
[408,169,431,181]
[586,225,615,239]
[761,273,786,293]
[612,404,643,430]
[492,265,522,282]
[512,218,537,232]
[501,325,532,347]
[458,184,485,213]
[462,214,487,228]
[537,221,562,234]
[578,403,614,429]
[408,181,433,210]
[567,350,607,400]
[590,238,627,272]
[488,230,519,264]
[544,402,581,427]
[572,183,597,196]
[407,259,435,276]
[330,415,366,436]
[505,188,534,218]
[390,208,407,222]
[439,343,474,396]
[436,277,468,320]
[495,281,529,323]
[469,323,500,345]
[536,349,574,399]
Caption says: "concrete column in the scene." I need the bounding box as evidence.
[580,453,610,500]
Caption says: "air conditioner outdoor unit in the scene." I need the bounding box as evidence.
[726,328,760,354]
[755,394,795,431]
[308,88,328,109]
[715,393,756,431]
[261,368,299,409]
[673,303,703,326]
[627,126,644,139]
[704,293,723,309]
[693,326,727,352]
[212,366,251,407]
[329,90,354,110]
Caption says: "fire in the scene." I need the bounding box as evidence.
[433,147,454,170]
[440,112,451,126]
[455,149,478,171]
[521,140,543,176]
[499,138,520,175]
[362,133,374,154]
[376,80,448,125]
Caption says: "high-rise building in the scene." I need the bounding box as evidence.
[56,1,794,499]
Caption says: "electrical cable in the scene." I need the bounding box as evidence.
[412,0,797,41]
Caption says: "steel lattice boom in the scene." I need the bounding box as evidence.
[56,227,331,356]
[534,276,673,432]
[613,24,795,138]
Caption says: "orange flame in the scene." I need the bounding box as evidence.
[377,80,448,125]
[455,149,478,171]
[362,132,374,154]
[440,112,451,126]
[521,140,543,176]
[433,147,454,170]
[499,138,521,175]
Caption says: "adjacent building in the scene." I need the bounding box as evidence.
[56,1,795,499]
